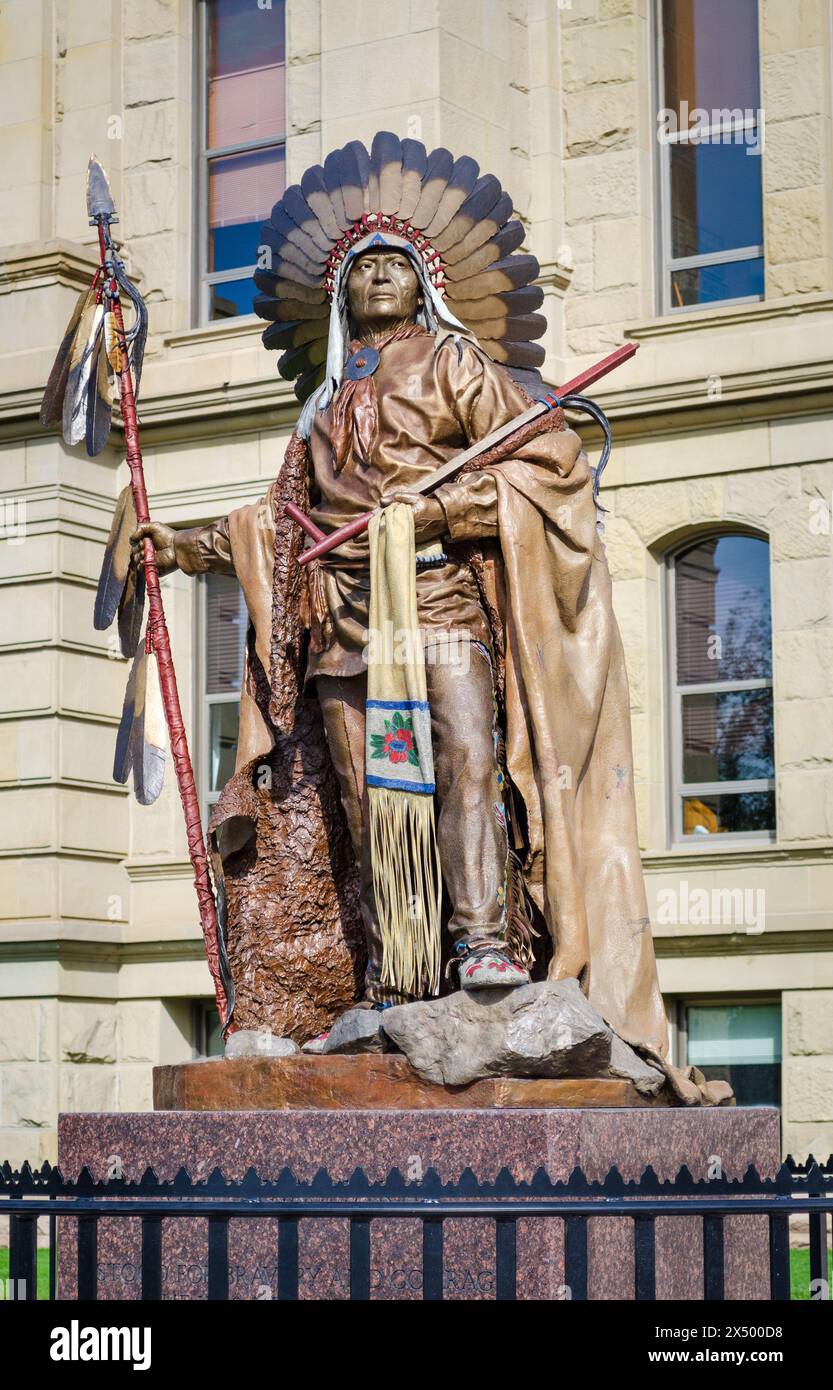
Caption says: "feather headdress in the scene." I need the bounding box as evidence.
[253,132,546,402]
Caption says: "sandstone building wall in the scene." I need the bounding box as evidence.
[0,0,831,1164]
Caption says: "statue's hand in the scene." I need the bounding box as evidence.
[380,490,446,543]
[129,521,178,577]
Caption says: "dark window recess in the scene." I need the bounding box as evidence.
[685,1002,781,1108]
[193,999,224,1057]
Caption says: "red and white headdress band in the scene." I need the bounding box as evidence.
[322,211,446,301]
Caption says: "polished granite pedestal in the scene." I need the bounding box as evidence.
[57,1056,779,1301]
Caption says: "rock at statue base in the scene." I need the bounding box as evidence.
[322,1006,390,1055]
[224,1030,299,1059]
[380,979,665,1091]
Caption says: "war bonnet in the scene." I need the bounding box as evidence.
[252,131,547,410]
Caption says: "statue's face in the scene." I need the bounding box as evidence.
[346,250,421,330]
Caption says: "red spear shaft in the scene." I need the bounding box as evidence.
[96,221,231,1030]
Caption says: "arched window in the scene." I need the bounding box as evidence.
[667,532,774,842]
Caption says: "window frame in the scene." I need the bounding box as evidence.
[194,0,287,325]
[198,569,246,822]
[653,2,764,317]
[664,527,776,848]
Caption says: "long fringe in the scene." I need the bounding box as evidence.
[368,786,442,998]
[504,846,539,970]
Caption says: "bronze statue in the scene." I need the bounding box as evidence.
[123,134,726,1102]
[127,138,661,1050]
[34,137,733,1118]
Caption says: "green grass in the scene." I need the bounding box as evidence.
[789,1248,832,1301]
[0,1247,51,1300]
[0,1247,828,1302]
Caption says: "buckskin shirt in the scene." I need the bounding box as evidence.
[172,326,565,679]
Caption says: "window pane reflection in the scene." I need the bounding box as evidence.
[660,0,762,311]
[670,141,763,261]
[208,146,286,274]
[670,258,764,309]
[209,700,241,793]
[205,572,246,802]
[203,0,286,321]
[682,791,775,836]
[209,277,258,319]
[662,0,760,115]
[675,535,771,684]
[682,689,774,784]
[207,0,285,150]
[205,574,246,694]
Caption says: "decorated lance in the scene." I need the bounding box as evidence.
[289,342,638,564]
[40,157,231,1031]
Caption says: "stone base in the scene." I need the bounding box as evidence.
[153,1055,673,1111]
[58,1099,779,1301]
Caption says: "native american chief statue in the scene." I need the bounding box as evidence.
[128,134,680,1082]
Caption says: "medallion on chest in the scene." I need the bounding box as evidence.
[344,346,381,381]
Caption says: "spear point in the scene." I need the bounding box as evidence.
[86,154,118,225]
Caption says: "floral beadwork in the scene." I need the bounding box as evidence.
[463,952,526,980]
[370,711,420,767]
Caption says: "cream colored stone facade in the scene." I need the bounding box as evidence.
[1,0,831,1164]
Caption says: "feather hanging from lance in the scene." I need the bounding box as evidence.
[39,261,147,459]
[39,160,153,695]
[85,322,114,457]
[39,283,98,429]
[39,153,233,1033]
[61,300,104,448]
[117,563,146,660]
[40,157,159,789]
[94,484,145,655]
[113,638,167,806]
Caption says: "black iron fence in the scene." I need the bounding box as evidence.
[1,1157,831,1302]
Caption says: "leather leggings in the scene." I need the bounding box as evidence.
[317,641,508,1003]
